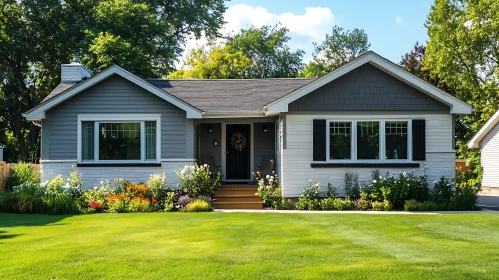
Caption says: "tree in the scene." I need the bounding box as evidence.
[226,25,305,78]
[168,43,252,79]
[424,0,499,176]
[83,0,226,77]
[301,26,370,78]
[0,0,227,162]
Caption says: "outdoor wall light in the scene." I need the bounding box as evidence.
[263,125,268,133]
[213,137,219,146]
[208,125,213,133]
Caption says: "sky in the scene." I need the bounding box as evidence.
[184,0,435,64]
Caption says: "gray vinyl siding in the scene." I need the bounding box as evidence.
[253,123,276,173]
[198,123,222,173]
[481,123,499,188]
[45,75,188,160]
[289,63,450,112]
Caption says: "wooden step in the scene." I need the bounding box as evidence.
[214,195,263,203]
[215,190,259,197]
[213,201,263,209]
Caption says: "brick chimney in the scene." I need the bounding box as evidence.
[61,56,91,82]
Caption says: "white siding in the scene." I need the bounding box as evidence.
[481,123,499,188]
[40,160,195,189]
[281,113,455,198]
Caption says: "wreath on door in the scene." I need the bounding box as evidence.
[230,132,247,151]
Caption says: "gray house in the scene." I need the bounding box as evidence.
[24,51,472,199]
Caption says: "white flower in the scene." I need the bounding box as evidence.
[407,184,410,186]
[379,176,382,180]
[403,172,407,177]
[181,169,186,175]
[93,186,98,190]
[204,164,208,168]
[373,180,377,183]
[255,193,258,195]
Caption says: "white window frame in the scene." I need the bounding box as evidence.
[77,114,161,163]
[325,119,412,163]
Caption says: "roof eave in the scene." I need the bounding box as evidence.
[467,109,499,148]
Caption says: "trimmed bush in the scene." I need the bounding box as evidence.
[185,199,212,212]
[404,200,439,211]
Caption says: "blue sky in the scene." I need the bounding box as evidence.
[186,0,435,64]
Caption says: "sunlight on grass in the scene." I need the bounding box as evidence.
[1,213,498,279]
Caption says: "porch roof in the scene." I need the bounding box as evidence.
[145,78,315,113]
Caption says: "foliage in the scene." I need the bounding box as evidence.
[226,25,305,78]
[124,183,151,199]
[106,194,128,213]
[321,197,355,211]
[424,0,499,176]
[0,182,45,213]
[344,172,360,199]
[452,169,481,210]
[6,162,40,189]
[431,176,454,205]
[370,171,429,209]
[176,195,192,211]
[163,190,180,212]
[301,25,370,77]
[147,173,170,202]
[254,171,282,208]
[404,200,439,211]
[168,43,253,79]
[354,198,371,211]
[295,180,322,210]
[277,199,294,210]
[176,164,220,198]
[185,199,212,212]
[127,197,155,212]
[0,0,226,162]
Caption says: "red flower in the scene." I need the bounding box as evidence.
[151,197,158,204]
[90,201,100,209]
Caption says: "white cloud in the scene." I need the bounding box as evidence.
[395,16,403,24]
[180,4,335,64]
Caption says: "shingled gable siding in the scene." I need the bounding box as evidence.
[43,75,191,160]
[288,63,450,112]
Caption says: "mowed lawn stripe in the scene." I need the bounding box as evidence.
[1,213,498,279]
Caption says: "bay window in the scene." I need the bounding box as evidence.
[327,120,410,162]
[78,114,160,163]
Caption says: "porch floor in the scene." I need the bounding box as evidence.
[214,185,263,209]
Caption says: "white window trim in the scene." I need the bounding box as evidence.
[325,119,412,163]
[77,114,161,164]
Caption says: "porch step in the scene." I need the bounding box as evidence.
[214,185,262,209]
[213,201,263,209]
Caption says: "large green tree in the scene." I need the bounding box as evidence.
[225,25,305,78]
[301,26,370,78]
[168,43,252,79]
[0,0,226,162]
[425,0,499,140]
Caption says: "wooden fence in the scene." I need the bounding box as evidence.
[0,162,40,191]
[455,159,469,172]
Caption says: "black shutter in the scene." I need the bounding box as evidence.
[412,119,426,161]
[313,119,326,161]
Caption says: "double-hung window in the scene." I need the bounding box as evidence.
[327,120,411,162]
[78,114,161,163]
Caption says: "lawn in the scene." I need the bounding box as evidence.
[1,213,499,279]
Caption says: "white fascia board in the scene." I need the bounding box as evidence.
[468,109,499,148]
[25,65,203,120]
[265,52,473,115]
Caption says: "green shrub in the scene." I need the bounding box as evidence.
[354,198,371,211]
[404,200,439,211]
[371,201,385,211]
[344,172,360,199]
[432,176,453,205]
[320,197,355,211]
[254,172,282,208]
[163,190,179,212]
[176,164,220,198]
[277,199,294,210]
[127,197,155,212]
[452,170,481,210]
[0,182,46,213]
[43,194,80,215]
[295,180,321,210]
[7,162,40,189]
[147,173,167,201]
[185,199,212,212]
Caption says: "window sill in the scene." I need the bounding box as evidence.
[311,162,420,168]
[77,163,161,167]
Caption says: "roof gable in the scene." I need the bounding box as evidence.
[288,63,449,112]
[24,65,204,120]
[468,109,499,148]
[265,51,473,115]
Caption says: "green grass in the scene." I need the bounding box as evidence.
[1,213,499,279]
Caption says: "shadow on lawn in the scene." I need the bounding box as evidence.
[0,214,72,228]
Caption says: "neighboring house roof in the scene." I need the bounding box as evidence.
[145,78,314,115]
[24,65,204,120]
[468,109,499,148]
[264,51,474,115]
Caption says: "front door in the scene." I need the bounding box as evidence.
[226,124,250,180]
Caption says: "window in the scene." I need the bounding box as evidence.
[385,121,408,160]
[326,120,410,162]
[329,122,351,160]
[79,115,160,163]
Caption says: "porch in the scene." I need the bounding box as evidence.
[196,119,277,183]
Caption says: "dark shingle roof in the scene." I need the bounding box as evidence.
[145,78,315,113]
[41,77,315,113]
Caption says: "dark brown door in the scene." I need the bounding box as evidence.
[226,124,250,180]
